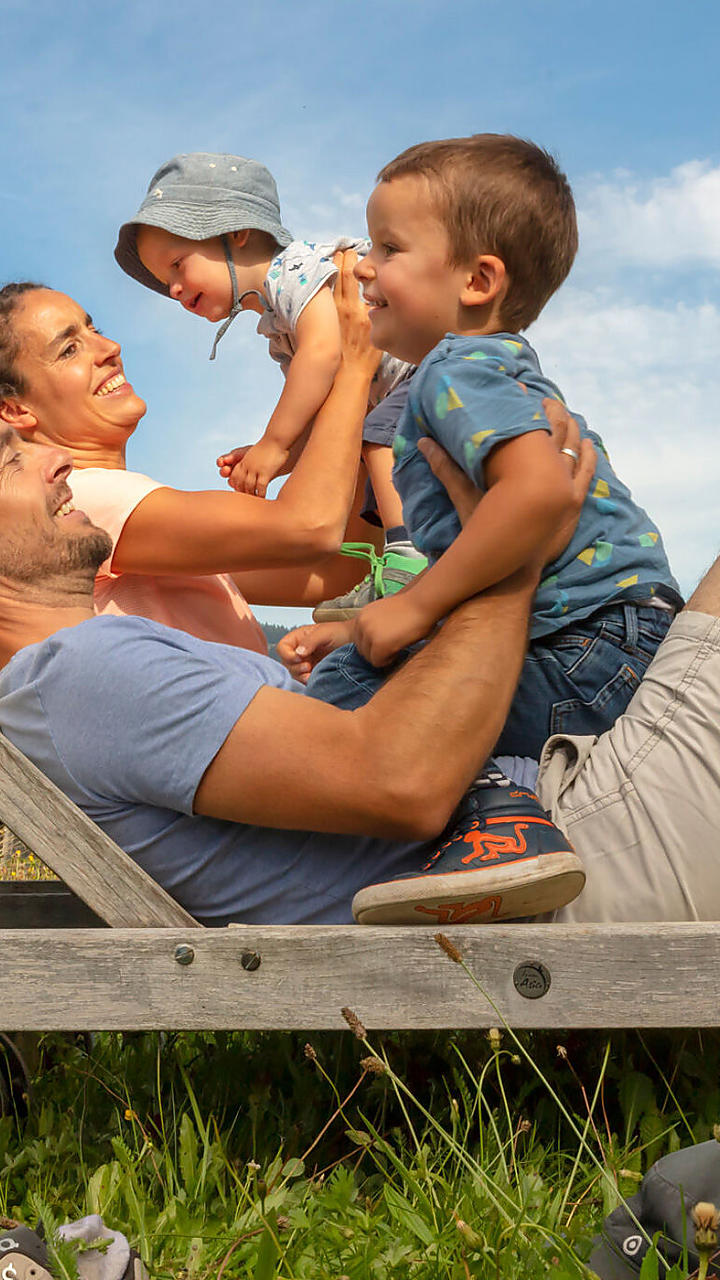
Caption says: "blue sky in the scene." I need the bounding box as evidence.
[2,0,719,624]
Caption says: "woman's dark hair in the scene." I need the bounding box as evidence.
[0,282,46,398]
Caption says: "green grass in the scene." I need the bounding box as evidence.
[1,1023,719,1278]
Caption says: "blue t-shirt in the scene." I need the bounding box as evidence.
[393,334,681,639]
[0,616,426,924]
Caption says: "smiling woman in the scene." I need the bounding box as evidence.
[0,267,381,647]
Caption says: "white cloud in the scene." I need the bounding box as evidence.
[577,160,720,268]
[533,290,720,595]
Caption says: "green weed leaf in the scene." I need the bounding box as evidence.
[253,1209,279,1280]
[384,1184,435,1246]
[179,1113,199,1192]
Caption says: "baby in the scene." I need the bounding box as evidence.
[286,134,683,759]
[114,153,426,614]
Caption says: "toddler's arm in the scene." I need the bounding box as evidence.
[354,427,594,667]
[221,286,343,498]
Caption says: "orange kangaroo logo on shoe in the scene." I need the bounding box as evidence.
[421,813,555,871]
[448,815,554,863]
[413,895,503,923]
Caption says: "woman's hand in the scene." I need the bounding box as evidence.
[333,250,383,378]
[276,619,354,683]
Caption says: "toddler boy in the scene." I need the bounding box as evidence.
[297,134,681,759]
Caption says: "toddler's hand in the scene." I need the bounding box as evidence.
[217,439,291,498]
[217,444,250,482]
[276,620,354,683]
[352,592,434,668]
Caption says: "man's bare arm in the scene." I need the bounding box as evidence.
[193,572,538,840]
[194,403,593,839]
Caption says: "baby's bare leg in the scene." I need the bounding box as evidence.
[362,442,405,531]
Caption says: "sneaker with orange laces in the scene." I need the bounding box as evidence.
[352,767,585,925]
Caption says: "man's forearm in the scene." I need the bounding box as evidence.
[356,570,537,833]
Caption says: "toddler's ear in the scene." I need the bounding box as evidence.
[460,255,507,309]
[231,229,252,248]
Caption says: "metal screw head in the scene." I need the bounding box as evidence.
[513,961,551,1000]
[241,951,261,972]
[174,943,195,966]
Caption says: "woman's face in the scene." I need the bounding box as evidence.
[7,289,147,453]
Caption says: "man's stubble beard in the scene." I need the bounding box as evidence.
[0,522,113,585]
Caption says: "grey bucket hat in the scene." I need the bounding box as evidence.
[114,152,293,297]
[590,1139,720,1277]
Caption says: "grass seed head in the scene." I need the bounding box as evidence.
[453,1213,482,1247]
[360,1055,387,1075]
[434,932,463,963]
[341,1007,367,1039]
[692,1201,720,1244]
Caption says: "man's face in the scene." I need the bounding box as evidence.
[0,430,111,583]
[136,226,237,322]
[354,176,473,365]
[8,290,146,451]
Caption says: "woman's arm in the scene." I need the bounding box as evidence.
[111,253,378,577]
[232,479,383,606]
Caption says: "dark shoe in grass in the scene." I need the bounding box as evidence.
[352,772,585,925]
[0,1225,53,1280]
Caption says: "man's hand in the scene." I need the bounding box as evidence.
[277,619,354,682]
[540,399,596,564]
[419,396,595,557]
[352,590,434,668]
[418,436,480,527]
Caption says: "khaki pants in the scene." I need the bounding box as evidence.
[536,611,720,922]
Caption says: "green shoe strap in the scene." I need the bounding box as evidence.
[339,542,385,594]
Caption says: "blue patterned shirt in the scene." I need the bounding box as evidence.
[393,334,681,639]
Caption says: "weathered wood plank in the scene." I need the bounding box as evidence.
[0,735,199,928]
[0,923,717,1030]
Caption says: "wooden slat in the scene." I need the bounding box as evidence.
[0,922,717,1030]
[0,735,199,928]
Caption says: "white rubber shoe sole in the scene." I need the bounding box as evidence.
[352,849,585,926]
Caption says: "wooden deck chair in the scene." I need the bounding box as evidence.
[0,731,718,1033]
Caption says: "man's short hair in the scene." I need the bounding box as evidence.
[377,134,578,332]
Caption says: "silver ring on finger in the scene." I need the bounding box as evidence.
[560,447,579,462]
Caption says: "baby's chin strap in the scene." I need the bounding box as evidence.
[208,236,265,361]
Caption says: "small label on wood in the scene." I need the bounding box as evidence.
[513,961,551,1000]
